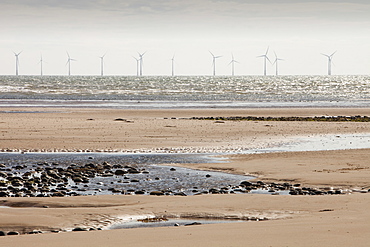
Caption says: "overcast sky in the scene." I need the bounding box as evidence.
[0,0,369,76]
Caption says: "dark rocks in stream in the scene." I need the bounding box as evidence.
[0,161,151,197]
[0,158,350,198]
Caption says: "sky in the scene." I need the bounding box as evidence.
[0,0,369,76]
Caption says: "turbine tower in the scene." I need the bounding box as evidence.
[228,53,239,76]
[13,51,22,76]
[138,52,146,76]
[133,56,140,76]
[171,55,175,76]
[209,51,222,76]
[99,54,106,76]
[321,51,336,75]
[257,47,270,76]
[273,52,284,76]
[66,52,76,76]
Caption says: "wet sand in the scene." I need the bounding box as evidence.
[0,107,370,246]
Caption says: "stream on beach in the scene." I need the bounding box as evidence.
[0,152,262,197]
[1,133,369,198]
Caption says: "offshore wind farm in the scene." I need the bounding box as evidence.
[1,47,363,76]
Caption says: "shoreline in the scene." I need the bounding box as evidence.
[0,107,369,246]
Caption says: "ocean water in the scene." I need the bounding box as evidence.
[0,75,369,108]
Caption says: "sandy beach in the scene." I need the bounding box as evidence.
[0,107,370,246]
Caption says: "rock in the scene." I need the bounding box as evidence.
[72,227,88,232]
[174,223,180,227]
[114,170,126,176]
[240,181,253,187]
[0,231,6,236]
[205,174,211,178]
[185,222,202,226]
[52,192,65,197]
[150,191,165,196]
[0,172,8,178]
[0,191,9,197]
[130,179,140,183]
[135,190,145,195]
[7,231,19,235]
[174,192,187,196]
[28,230,42,234]
[209,188,220,194]
[72,177,83,183]
[170,168,176,171]
[127,168,140,174]
[114,118,126,121]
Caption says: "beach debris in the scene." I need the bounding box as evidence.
[114,118,134,123]
[319,209,334,212]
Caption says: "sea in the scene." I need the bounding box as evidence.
[0,75,369,108]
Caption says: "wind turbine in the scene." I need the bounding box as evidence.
[273,52,284,76]
[321,51,336,75]
[138,52,146,76]
[257,47,271,76]
[13,51,22,76]
[209,51,222,76]
[99,53,106,76]
[171,54,175,76]
[133,56,140,76]
[228,53,239,76]
[38,54,44,76]
[66,52,76,76]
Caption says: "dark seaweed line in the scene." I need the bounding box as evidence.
[189,115,370,122]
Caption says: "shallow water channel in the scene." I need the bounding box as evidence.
[0,152,257,196]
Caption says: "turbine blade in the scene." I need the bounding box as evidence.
[265,46,269,55]
[330,51,337,57]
